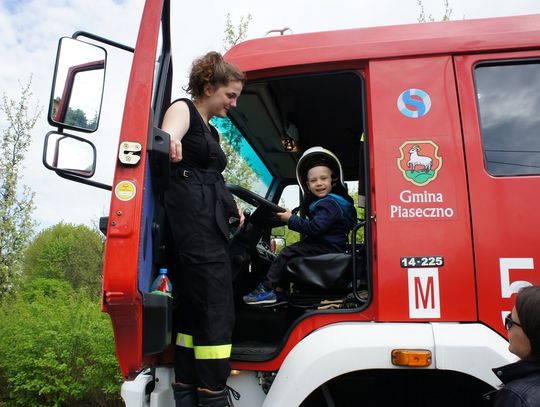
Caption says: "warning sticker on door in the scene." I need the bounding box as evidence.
[115,180,136,202]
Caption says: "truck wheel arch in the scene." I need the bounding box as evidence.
[262,322,513,406]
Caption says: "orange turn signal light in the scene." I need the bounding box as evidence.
[391,349,432,367]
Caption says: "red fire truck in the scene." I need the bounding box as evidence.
[44,1,540,405]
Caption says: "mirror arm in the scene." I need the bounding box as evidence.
[56,171,112,191]
[73,31,134,53]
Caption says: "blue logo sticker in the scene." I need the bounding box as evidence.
[397,89,431,118]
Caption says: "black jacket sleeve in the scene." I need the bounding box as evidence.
[494,387,528,407]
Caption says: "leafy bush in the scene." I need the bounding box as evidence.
[23,223,104,298]
[0,279,122,406]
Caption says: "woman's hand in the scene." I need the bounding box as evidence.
[161,101,189,163]
[276,209,292,223]
[237,203,245,228]
[170,139,182,163]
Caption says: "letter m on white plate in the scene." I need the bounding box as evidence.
[408,268,440,318]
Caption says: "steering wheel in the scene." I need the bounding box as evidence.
[225,183,286,213]
[226,184,285,279]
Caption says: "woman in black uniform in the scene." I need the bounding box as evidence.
[162,51,245,407]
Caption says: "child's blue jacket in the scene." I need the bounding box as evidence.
[287,193,357,251]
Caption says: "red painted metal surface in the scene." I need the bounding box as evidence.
[455,49,540,337]
[368,56,476,322]
[101,0,163,379]
[226,14,540,76]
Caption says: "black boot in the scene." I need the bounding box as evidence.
[172,382,197,407]
[197,387,233,407]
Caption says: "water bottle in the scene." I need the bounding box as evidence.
[150,268,173,297]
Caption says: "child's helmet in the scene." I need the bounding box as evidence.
[296,146,347,196]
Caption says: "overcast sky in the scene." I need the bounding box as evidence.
[2,0,540,232]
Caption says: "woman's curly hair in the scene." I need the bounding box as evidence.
[186,51,245,99]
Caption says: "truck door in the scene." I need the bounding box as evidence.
[369,56,477,322]
[455,51,540,334]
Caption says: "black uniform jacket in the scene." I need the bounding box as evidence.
[487,360,540,407]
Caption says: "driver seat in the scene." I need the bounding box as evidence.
[286,252,352,292]
[285,247,366,309]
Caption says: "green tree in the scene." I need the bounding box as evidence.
[223,13,252,51]
[348,187,366,244]
[212,117,259,188]
[417,0,453,22]
[64,107,89,129]
[88,111,99,130]
[0,78,40,299]
[23,223,104,297]
[221,133,260,189]
[218,13,259,190]
[0,279,122,406]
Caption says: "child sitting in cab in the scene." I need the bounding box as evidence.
[243,146,357,305]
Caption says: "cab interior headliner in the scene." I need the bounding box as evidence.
[230,71,364,184]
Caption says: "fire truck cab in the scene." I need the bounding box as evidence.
[44,2,540,405]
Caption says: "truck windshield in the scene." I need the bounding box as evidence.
[212,116,273,197]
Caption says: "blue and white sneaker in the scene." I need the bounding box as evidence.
[243,282,276,305]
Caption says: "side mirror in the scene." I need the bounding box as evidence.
[43,131,97,178]
[48,37,106,132]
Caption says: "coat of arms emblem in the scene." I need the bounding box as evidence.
[397,141,442,186]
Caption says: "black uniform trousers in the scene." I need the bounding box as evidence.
[173,260,234,390]
[165,170,235,391]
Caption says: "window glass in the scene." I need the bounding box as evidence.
[475,61,540,176]
[279,184,300,210]
[273,184,300,245]
[211,116,273,198]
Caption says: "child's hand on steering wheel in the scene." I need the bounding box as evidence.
[276,209,292,223]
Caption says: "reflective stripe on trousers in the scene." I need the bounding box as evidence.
[176,333,232,360]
